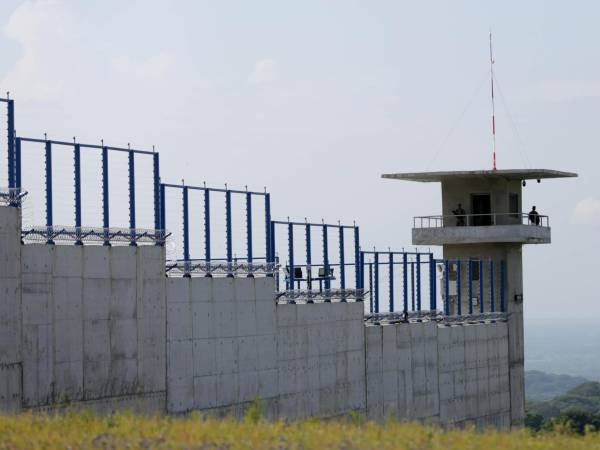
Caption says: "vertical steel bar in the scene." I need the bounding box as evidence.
[15,137,21,193]
[74,144,82,245]
[416,253,422,311]
[374,252,379,313]
[153,153,160,234]
[160,184,166,237]
[468,258,473,315]
[101,146,109,245]
[128,151,136,245]
[354,227,360,290]
[500,260,506,312]
[203,189,211,263]
[444,259,450,315]
[322,224,330,290]
[45,140,53,243]
[287,222,294,290]
[7,100,14,190]
[305,224,312,290]
[410,261,415,310]
[403,253,408,313]
[368,262,373,313]
[490,259,495,312]
[270,221,276,272]
[225,190,232,273]
[359,250,365,291]
[388,252,394,312]
[182,186,190,276]
[456,259,462,316]
[246,192,252,263]
[429,254,436,311]
[479,259,484,313]
[338,226,345,290]
[264,193,271,264]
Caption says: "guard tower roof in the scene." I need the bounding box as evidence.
[381,169,578,183]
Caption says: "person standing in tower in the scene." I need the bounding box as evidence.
[528,206,540,225]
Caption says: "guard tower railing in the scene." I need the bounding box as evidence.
[413,212,550,228]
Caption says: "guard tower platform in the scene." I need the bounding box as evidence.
[382,169,577,246]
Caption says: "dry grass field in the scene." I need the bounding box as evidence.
[1,409,600,449]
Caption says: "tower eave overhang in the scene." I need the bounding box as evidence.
[382,169,578,183]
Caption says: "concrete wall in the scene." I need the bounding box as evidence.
[0,207,22,412]
[166,277,279,417]
[275,302,365,419]
[365,320,511,429]
[20,243,166,411]
[166,278,365,420]
[0,206,518,427]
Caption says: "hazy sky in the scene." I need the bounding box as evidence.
[0,0,597,320]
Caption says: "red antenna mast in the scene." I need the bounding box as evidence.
[489,31,497,170]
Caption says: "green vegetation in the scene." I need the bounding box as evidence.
[2,411,600,449]
[526,381,600,434]
[525,370,589,401]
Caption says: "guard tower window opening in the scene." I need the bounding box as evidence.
[509,193,520,219]
[471,193,492,226]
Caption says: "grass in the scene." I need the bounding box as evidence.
[1,411,600,449]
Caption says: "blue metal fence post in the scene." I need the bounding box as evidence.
[45,140,54,244]
[354,226,360,290]
[152,153,161,243]
[500,260,506,312]
[246,192,253,275]
[160,183,166,239]
[7,100,14,191]
[403,253,408,313]
[287,222,294,291]
[429,254,436,311]
[374,252,379,313]
[388,252,394,312]
[182,186,190,277]
[444,259,450,315]
[479,259,484,313]
[305,224,312,292]
[368,262,373,313]
[359,250,365,292]
[74,144,82,245]
[203,189,211,275]
[468,258,473,315]
[264,193,271,272]
[490,259,495,312]
[456,259,462,316]
[101,146,109,246]
[15,137,21,193]
[338,226,345,292]
[270,220,276,274]
[128,150,136,246]
[322,224,330,292]
[416,253,422,311]
[410,261,415,310]
[225,189,233,276]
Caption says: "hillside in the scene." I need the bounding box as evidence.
[527,381,600,419]
[525,370,590,401]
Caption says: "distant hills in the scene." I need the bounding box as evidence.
[527,380,600,420]
[525,370,590,401]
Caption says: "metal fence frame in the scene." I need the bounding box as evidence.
[270,219,360,293]
[161,182,272,276]
[12,136,161,245]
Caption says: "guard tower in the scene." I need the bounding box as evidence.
[382,168,577,427]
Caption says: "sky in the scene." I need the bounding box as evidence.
[0,0,597,320]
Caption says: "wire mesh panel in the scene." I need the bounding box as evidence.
[14,136,162,245]
[271,220,361,299]
[162,183,271,276]
[361,250,435,315]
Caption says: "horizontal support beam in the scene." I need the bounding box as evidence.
[17,137,154,155]
[162,183,267,196]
